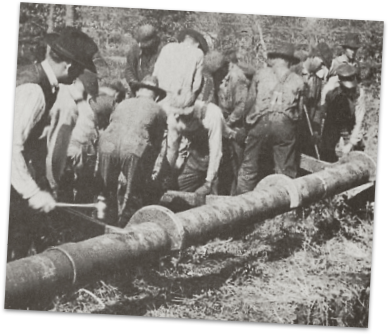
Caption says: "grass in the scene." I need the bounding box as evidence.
[48,196,373,327]
[38,57,378,328]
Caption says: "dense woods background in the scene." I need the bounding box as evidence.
[18,3,383,84]
[14,2,383,327]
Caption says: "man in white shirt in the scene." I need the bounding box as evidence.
[9,27,99,261]
[153,28,208,110]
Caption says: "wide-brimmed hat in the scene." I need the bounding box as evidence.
[267,43,300,65]
[341,33,361,50]
[131,75,166,100]
[310,42,333,69]
[135,22,159,49]
[337,64,358,89]
[46,26,98,73]
[177,28,209,54]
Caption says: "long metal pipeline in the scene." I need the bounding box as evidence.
[4,152,376,310]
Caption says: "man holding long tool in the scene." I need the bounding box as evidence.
[292,43,333,158]
[8,27,99,261]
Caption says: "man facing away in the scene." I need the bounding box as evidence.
[236,43,304,195]
[98,76,167,226]
[9,27,99,261]
[153,28,208,110]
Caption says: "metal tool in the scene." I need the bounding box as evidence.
[55,196,107,220]
[303,105,321,160]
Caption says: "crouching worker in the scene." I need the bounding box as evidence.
[98,75,167,226]
[62,79,126,203]
[165,99,243,196]
[315,64,366,162]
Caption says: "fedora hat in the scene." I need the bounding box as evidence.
[341,33,361,50]
[135,22,159,49]
[131,75,166,101]
[267,43,300,65]
[177,28,209,54]
[46,26,98,73]
[337,63,358,89]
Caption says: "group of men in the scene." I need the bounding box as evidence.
[8,22,366,261]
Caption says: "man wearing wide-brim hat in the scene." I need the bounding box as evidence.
[153,28,209,110]
[98,75,167,226]
[236,43,305,194]
[328,32,361,78]
[316,64,366,163]
[125,20,165,96]
[9,26,99,261]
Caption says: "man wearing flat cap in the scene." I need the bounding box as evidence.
[125,20,164,96]
[236,43,304,194]
[153,28,208,110]
[316,64,366,162]
[98,75,167,226]
[292,43,333,157]
[8,27,98,261]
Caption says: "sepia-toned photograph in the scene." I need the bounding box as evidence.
[4,1,384,328]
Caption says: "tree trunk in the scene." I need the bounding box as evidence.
[65,5,75,27]
[47,4,55,33]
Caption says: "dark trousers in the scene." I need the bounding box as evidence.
[7,187,48,262]
[177,151,208,192]
[236,113,298,194]
[218,138,245,195]
[99,146,158,227]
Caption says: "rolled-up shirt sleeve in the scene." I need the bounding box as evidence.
[202,104,223,183]
[11,84,46,199]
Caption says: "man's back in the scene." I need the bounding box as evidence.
[103,97,166,155]
[153,42,204,107]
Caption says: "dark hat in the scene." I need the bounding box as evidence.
[337,64,358,89]
[177,28,209,54]
[135,22,159,49]
[131,75,166,101]
[78,70,99,98]
[204,51,227,74]
[342,33,361,50]
[267,43,300,65]
[310,42,333,68]
[46,26,98,73]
